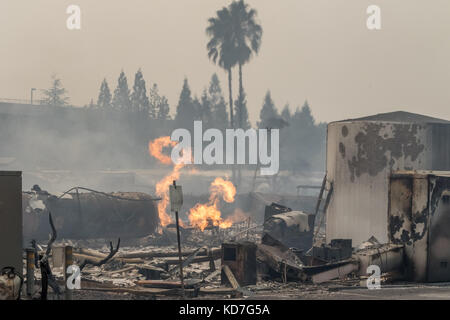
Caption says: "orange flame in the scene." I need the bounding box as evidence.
[149,136,188,227]
[188,177,236,231]
[149,136,237,231]
[149,136,177,165]
[155,162,185,226]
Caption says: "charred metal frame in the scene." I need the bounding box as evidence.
[388,170,450,282]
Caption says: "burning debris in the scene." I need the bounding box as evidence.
[188,177,236,231]
[149,136,244,232]
[1,111,450,301]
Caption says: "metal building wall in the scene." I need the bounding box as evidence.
[326,121,431,246]
[432,124,450,170]
[0,171,22,275]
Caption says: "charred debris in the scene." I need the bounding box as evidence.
[1,111,450,300]
[1,184,420,300]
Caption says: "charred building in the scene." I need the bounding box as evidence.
[325,111,450,281]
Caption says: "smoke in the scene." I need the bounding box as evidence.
[0,104,173,192]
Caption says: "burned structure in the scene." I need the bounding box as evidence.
[326,111,450,246]
[22,187,160,241]
[322,111,450,282]
[389,171,450,282]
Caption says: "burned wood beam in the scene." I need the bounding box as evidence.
[221,265,253,297]
[41,212,57,264]
[222,265,239,290]
[37,212,61,300]
[166,250,221,268]
[311,262,359,284]
[74,253,143,265]
[79,238,120,272]
[135,279,202,289]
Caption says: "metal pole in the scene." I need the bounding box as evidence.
[64,246,73,300]
[31,88,36,105]
[26,248,35,296]
[246,217,251,240]
[173,180,185,297]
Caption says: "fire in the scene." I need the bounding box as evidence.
[149,136,177,165]
[188,177,236,231]
[155,162,184,226]
[149,136,187,227]
[149,136,237,231]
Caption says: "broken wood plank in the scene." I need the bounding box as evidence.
[204,269,221,283]
[311,262,359,284]
[221,265,253,297]
[198,287,236,295]
[135,278,202,289]
[118,248,221,259]
[73,253,144,265]
[222,265,240,290]
[165,255,220,266]
[108,266,139,274]
[83,286,175,296]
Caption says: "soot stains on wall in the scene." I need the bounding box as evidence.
[347,123,425,182]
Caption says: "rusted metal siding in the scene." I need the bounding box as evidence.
[326,121,430,246]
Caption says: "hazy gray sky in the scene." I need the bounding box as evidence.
[1,0,450,124]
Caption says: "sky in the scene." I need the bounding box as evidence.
[1,0,450,125]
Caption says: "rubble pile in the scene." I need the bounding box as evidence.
[6,196,414,301]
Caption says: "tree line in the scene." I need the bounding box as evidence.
[95,69,170,121]
[37,0,326,172]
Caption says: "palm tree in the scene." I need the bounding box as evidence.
[206,6,237,128]
[230,0,262,108]
[206,1,262,128]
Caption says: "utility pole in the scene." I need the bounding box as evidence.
[30,88,36,105]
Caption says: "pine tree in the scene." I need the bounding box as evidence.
[148,84,159,119]
[149,83,171,120]
[234,89,251,129]
[287,100,325,172]
[208,74,228,130]
[41,75,69,106]
[193,96,203,121]
[295,100,314,127]
[112,70,131,111]
[131,69,150,115]
[200,89,213,128]
[97,78,112,109]
[257,90,278,128]
[281,103,291,121]
[174,78,196,129]
[157,96,170,120]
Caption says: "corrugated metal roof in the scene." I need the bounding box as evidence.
[333,111,450,124]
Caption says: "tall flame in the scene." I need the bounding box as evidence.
[149,136,184,226]
[149,136,177,165]
[149,136,237,231]
[188,177,236,231]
